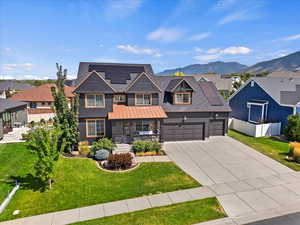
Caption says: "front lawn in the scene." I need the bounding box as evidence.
[0,143,36,203]
[228,129,300,171]
[72,198,225,225]
[0,143,199,221]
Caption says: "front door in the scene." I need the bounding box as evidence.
[122,121,131,143]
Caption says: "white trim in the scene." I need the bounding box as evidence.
[247,102,268,124]
[135,93,152,106]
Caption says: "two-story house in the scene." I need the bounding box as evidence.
[74,62,231,143]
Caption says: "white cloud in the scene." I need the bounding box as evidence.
[222,46,251,54]
[280,33,300,41]
[104,0,143,20]
[213,0,238,10]
[189,32,211,41]
[194,46,251,62]
[218,9,251,24]
[193,54,220,61]
[147,27,184,42]
[2,63,33,72]
[117,45,161,57]
[206,48,221,54]
[194,47,204,53]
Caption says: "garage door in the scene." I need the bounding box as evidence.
[209,120,225,136]
[162,122,204,141]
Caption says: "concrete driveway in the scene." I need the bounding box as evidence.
[164,136,292,186]
[165,136,300,222]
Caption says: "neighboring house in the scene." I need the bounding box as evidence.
[192,73,233,96]
[74,62,231,143]
[267,71,300,78]
[9,83,74,122]
[0,80,34,99]
[0,98,28,139]
[229,77,300,136]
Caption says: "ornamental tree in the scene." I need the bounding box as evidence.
[26,127,62,189]
[52,63,79,153]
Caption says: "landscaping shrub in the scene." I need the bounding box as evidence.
[29,121,35,128]
[91,138,116,156]
[107,153,132,170]
[132,140,162,154]
[94,149,110,161]
[284,114,300,141]
[40,118,46,125]
[78,141,90,157]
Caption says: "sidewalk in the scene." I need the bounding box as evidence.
[0,186,215,225]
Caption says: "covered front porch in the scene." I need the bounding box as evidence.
[111,119,161,143]
[108,104,167,144]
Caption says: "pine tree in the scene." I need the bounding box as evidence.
[52,63,79,153]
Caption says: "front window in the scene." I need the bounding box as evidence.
[136,94,151,105]
[86,119,105,137]
[114,94,126,103]
[136,120,150,132]
[29,102,37,108]
[174,92,191,104]
[86,94,105,108]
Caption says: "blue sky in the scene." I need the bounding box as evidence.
[0,0,300,79]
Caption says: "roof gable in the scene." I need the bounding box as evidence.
[74,71,115,93]
[126,72,162,93]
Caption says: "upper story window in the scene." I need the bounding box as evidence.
[174,92,191,104]
[114,94,126,103]
[85,94,105,108]
[135,94,151,105]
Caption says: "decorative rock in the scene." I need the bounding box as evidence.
[13,210,20,215]
[71,151,80,156]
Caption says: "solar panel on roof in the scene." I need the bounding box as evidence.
[88,65,145,84]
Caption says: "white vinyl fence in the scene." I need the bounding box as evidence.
[229,118,281,137]
[28,113,55,123]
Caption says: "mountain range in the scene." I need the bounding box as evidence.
[157,51,300,75]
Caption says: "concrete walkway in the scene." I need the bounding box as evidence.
[0,186,215,225]
[135,155,171,162]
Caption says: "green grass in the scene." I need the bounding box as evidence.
[72,198,225,225]
[0,143,36,203]
[0,143,200,221]
[228,129,300,171]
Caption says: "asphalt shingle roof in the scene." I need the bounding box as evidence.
[252,77,300,106]
[75,62,231,112]
[0,98,27,113]
[10,83,74,102]
[0,80,34,91]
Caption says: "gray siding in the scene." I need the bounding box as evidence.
[127,74,160,93]
[8,106,28,126]
[75,72,114,93]
[78,93,113,118]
